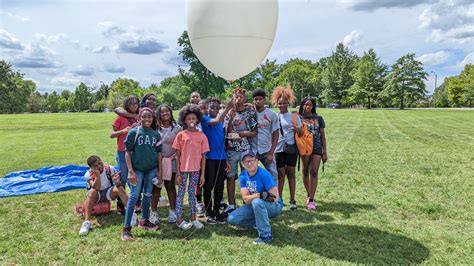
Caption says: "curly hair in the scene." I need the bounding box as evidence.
[178,104,202,129]
[155,104,176,130]
[271,85,296,107]
[124,95,139,114]
[298,96,317,115]
[233,87,246,96]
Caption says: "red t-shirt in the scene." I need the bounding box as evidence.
[172,130,210,172]
[112,116,134,152]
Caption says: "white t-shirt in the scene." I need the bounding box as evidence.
[84,166,117,190]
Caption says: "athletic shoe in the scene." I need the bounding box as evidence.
[290,200,297,210]
[191,220,204,229]
[150,211,159,225]
[307,201,316,211]
[138,219,160,231]
[176,220,192,230]
[131,213,137,227]
[168,210,177,224]
[222,205,236,217]
[196,202,205,217]
[121,226,133,241]
[253,236,272,245]
[219,200,228,211]
[79,221,92,236]
[215,214,226,224]
[206,216,217,225]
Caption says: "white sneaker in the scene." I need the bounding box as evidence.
[176,220,192,230]
[131,213,137,227]
[150,211,159,225]
[79,221,92,236]
[168,210,177,224]
[191,220,204,229]
[196,202,205,217]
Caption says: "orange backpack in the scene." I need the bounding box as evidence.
[292,112,313,156]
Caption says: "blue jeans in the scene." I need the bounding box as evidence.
[116,151,128,185]
[228,198,282,238]
[123,168,155,226]
[256,152,278,181]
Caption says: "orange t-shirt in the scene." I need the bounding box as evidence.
[172,130,210,172]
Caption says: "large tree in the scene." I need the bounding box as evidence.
[47,91,61,112]
[0,60,36,113]
[446,64,474,107]
[177,30,227,98]
[73,83,91,111]
[383,53,428,109]
[321,43,358,106]
[349,49,387,108]
[276,58,321,105]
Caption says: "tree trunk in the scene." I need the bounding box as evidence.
[368,96,371,109]
[400,95,404,110]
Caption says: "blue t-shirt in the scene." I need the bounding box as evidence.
[202,115,226,160]
[239,166,283,208]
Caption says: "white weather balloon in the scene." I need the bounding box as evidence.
[186,0,279,81]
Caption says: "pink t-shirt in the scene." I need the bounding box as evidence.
[112,116,134,152]
[172,130,210,172]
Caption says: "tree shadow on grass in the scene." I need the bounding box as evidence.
[272,223,429,264]
[316,201,376,218]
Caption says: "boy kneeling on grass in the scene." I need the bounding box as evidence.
[79,155,128,236]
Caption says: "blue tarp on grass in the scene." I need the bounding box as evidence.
[0,165,88,197]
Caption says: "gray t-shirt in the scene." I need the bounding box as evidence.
[251,108,280,155]
[276,112,302,153]
[158,124,182,158]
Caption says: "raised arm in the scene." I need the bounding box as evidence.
[114,107,138,120]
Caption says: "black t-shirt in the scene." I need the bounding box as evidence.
[300,114,325,151]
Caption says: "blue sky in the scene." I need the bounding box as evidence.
[1,0,473,94]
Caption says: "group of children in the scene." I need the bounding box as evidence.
[79,86,327,243]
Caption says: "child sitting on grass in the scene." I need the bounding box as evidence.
[79,155,128,236]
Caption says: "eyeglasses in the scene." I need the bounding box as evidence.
[242,158,257,166]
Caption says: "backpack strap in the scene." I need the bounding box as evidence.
[278,114,284,136]
[292,112,298,128]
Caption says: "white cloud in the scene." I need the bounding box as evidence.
[92,46,110,53]
[98,21,126,37]
[419,0,474,43]
[117,34,167,55]
[338,0,434,11]
[103,64,126,73]
[342,30,362,46]
[70,65,95,76]
[416,51,449,66]
[50,74,81,87]
[35,33,70,43]
[0,29,24,50]
[0,11,30,22]
[12,43,62,68]
[459,52,474,67]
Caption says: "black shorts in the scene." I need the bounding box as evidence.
[87,186,113,203]
[276,152,298,168]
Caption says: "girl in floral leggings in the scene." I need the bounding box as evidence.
[172,104,210,230]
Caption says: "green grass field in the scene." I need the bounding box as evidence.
[0,109,473,264]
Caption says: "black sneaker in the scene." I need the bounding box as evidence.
[206,216,217,225]
[215,214,226,224]
[121,226,133,241]
[222,206,236,218]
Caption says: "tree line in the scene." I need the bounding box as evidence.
[1,31,472,114]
